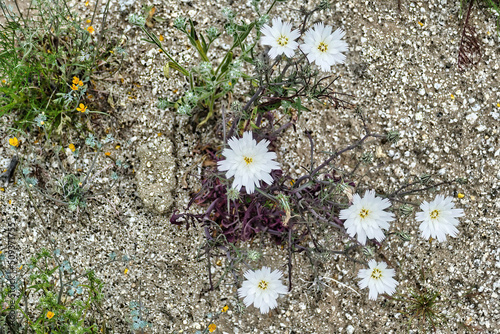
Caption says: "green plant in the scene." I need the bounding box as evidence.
[402,287,446,332]
[131,1,283,126]
[0,248,122,333]
[388,265,481,333]
[19,133,127,213]
[0,0,120,135]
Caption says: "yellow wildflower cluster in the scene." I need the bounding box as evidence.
[76,103,87,113]
[9,137,19,147]
[71,76,84,90]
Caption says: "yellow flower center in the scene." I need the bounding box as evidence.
[370,268,382,280]
[244,156,253,165]
[359,208,369,219]
[258,280,269,290]
[430,210,439,219]
[277,35,289,47]
[317,42,328,52]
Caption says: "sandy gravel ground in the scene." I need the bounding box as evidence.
[1,0,499,333]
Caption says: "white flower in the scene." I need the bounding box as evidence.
[300,23,348,71]
[339,190,395,245]
[416,195,464,242]
[358,260,398,300]
[260,17,300,59]
[238,267,288,314]
[217,131,280,194]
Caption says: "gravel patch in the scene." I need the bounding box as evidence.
[0,0,499,333]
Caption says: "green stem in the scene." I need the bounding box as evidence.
[197,93,216,127]
[266,0,279,14]
[255,187,278,202]
[141,26,189,77]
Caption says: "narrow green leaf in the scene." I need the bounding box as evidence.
[219,51,233,75]
[195,39,209,62]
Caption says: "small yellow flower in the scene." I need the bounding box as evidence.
[78,80,83,86]
[46,311,55,319]
[124,268,128,275]
[457,193,465,199]
[159,34,164,41]
[497,103,500,108]
[19,265,23,270]
[104,152,111,156]
[450,94,455,100]
[86,19,91,23]
[9,137,19,147]
[77,103,87,113]
[69,144,76,152]
[87,26,94,34]
[221,305,228,312]
[208,324,216,332]
[216,260,222,266]
[71,84,79,91]
[418,21,424,27]
[115,145,120,149]
[85,1,89,6]
[73,76,79,84]
[0,188,4,192]
[1,79,6,84]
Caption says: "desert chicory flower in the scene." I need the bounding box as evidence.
[260,17,300,59]
[416,195,464,242]
[358,260,398,300]
[300,23,348,71]
[217,131,280,194]
[238,267,288,314]
[339,190,395,245]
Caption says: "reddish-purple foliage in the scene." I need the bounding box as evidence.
[171,170,288,243]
